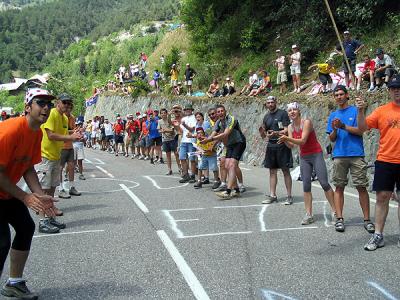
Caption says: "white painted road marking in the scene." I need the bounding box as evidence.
[260,289,298,300]
[312,183,397,208]
[259,205,267,232]
[367,281,399,300]
[33,229,105,238]
[157,230,210,300]
[120,184,149,213]
[143,175,189,189]
[96,166,114,178]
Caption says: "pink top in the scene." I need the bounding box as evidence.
[292,120,322,157]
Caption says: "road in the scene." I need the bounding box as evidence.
[4,148,400,300]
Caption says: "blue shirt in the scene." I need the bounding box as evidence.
[341,39,362,60]
[146,119,161,139]
[326,105,364,157]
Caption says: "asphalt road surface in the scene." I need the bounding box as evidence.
[3,149,400,300]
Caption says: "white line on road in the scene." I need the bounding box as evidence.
[367,281,399,300]
[143,175,189,189]
[157,230,210,300]
[163,210,185,238]
[259,205,267,231]
[96,166,114,178]
[167,208,206,212]
[33,229,105,238]
[214,201,326,209]
[120,184,149,213]
[312,183,397,208]
[94,158,105,165]
[176,219,199,222]
[84,158,93,164]
[323,202,333,228]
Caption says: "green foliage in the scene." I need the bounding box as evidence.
[0,0,179,81]
[129,79,152,98]
[162,46,180,76]
[0,90,24,113]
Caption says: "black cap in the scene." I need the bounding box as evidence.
[376,48,384,55]
[58,93,73,102]
[184,104,194,111]
[387,74,400,88]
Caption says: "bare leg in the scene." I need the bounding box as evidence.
[356,186,370,220]
[282,168,292,197]
[374,191,391,233]
[334,186,345,219]
[269,168,278,196]
[324,188,336,212]
[304,191,312,215]
[235,165,243,184]
[166,152,172,172]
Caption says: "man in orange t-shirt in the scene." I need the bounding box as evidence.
[0,89,57,299]
[357,74,400,251]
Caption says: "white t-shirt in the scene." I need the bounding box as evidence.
[91,121,99,134]
[180,114,197,144]
[276,56,286,71]
[248,73,258,85]
[291,52,301,66]
[375,54,393,67]
[104,123,113,136]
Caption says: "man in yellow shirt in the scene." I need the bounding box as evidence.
[36,93,82,234]
[170,64,179,88]
[308,59,343,94]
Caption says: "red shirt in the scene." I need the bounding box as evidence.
[363,60,376,72]
[0,117,42,200]
[292,121,322,157]
[114,122,124,135]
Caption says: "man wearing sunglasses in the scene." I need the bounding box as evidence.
[36,93,83,234]
[0,88,58,299]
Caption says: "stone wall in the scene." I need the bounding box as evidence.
[85,92,389,169]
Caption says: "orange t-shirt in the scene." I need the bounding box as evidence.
[141,121,149,135]
[366,102,400,164]
[63,115,75,150]
[0,117,42,199]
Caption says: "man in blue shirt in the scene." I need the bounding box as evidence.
[335,30,364,89]
[326,85,373,234]
[146,110,163,164]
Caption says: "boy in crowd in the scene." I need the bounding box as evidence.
[73,118,86,180]
[308,59,342,94]
[357,54,376,92]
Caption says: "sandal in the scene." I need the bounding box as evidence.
[335,218,345,232]
[364,220,375,234]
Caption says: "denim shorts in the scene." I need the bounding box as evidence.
[198,155,218,171]
[179,142,196,161]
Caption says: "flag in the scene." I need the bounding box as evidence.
[85,94,98,107]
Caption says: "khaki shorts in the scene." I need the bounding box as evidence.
[290,64,301,75]
[332,157,369,187]
[277,71,287,84]
[36,157,61,189]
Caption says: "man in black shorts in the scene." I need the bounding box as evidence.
[259,96,293,204]
[203,104,246,200]
[0,89,57,299]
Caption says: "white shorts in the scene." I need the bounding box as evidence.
[74,147,85,160]
[36,158,61,189]
[185,80,193,86]
[290,64,301,75]
[91,132,97,139]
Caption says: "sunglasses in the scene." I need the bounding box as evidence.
[34,99,54,108]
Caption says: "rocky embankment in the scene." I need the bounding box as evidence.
[85,92,389,171]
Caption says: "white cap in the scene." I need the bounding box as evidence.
[276,49,281,52]
[186,63,190,66]
[226,77,230,81]
[344,30,350,34]
[287,102,300,110]
[291,44,298,49]
[25,88,55,105]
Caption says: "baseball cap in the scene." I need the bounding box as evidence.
[375,48,384,55]
[287,102,300,110]
[25,88,56,105]
[58,93,73,102]
[276,49,281,52]
[186,63,190,66]
[266,96,277,102]
[195,127,204,132]
[226,77,231,81]
[387,74,400,88]
[291,44,298,49]
[127,114,133,118]
[136,112,141,116]
[184,104,194,110]
[142,113,147,117]
[344,30,350,34]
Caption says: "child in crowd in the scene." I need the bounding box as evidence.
[308,59,342,94]
[73,119,86,180]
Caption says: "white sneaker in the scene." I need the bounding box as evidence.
[58,189,71,199]
[301,214,314,225]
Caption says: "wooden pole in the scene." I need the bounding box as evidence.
[323,0,356,87]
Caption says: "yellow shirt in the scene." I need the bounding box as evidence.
[196,139,215,156]
[317,63,337,75]
[170,69,179,81]
[41,108,68,161]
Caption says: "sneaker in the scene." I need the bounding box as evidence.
[115,153,119,156]
[49,217,66,229]
[262,195,277,204]
[154,157,159,163]
[165,170,173,176]
[189,175,196,183]
[231,190,241,198]
[1,280,38,300]
[370,86,378,93]
[368,86,375,92]
[58,189,71,199]
[150,157,154,164]
[301,214,314,225]
[239,185,246,193]
[69,186,81,196]
[38,219,60,234]
[213,183,226,192]
[364,233,384,251]
[131,155,135,159]
[216,191,233,200]
[212,181,221,190]
[194,181,202,189]
[159,158,165,164]
[144,156,149,161]
[283,196,293,205]
[124,154,129,157]
[335,218,345,232]
[79,174,86,180]
[364,220,375,234]
[179,174,190,183]
[201,177,210,184]
[331,212,337,224]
